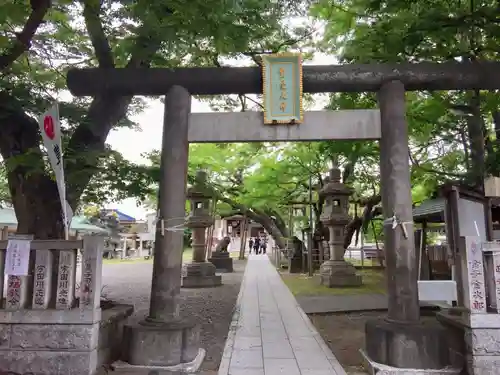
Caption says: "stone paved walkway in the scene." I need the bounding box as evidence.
[219,254,347,375]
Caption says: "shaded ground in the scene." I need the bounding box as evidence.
[297,294,387,314]
[100,258,246,373]
[281,268,386,296]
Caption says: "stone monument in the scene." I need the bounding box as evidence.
[208,236,233,272]
[318,166,362,287]
[182,170,222,288]
[288,236,303,273]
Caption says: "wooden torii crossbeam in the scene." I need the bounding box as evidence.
[67,61,500,96]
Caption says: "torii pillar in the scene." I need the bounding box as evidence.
[121,86,204,370]
[363,81,450,372]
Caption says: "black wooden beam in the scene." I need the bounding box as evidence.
[67,61,500,96]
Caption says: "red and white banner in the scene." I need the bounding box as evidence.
[39,103,72,237]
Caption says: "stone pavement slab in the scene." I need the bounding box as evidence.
[218,254,347,375]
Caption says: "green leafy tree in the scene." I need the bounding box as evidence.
[136,138,382,251]
[0,0,307,239]
[312,0,500,190]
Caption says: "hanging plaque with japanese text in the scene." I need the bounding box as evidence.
[262,53,303,125]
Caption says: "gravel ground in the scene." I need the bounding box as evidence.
[310,311,440,375]
[100,259,246,373]
[309,311,382,374]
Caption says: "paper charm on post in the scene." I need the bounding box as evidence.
[5,239,31,276]
[261,53,303,125]
[39,103,71,238]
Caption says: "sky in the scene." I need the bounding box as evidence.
[105,52,337,221]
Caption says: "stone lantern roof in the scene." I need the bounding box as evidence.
[319,167,353,197]
[186,170,214,229]
[187,170,211,200]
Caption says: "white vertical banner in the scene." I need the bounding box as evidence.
[39,103,71,239]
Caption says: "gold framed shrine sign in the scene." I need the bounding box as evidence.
[261,53,304,125]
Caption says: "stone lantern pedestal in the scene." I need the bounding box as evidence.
[182,171,222,288]
[318,167,362,287]
[319,260,361,286]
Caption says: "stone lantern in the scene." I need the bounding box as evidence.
[318,166,362,287]
[181,170,222,288]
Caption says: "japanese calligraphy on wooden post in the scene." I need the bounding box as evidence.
[463,237,487,313]
[493,252,500,312]
[56,250,76,309]
[80,258,93,307]
[6,276,23,310]
[5,236,32,309]
[80,236,103,310]
[480,241,500,312]
[32,250,53,309]
[262,53,303,125]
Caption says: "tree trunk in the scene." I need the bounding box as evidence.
[217,196,289,249]
[0,93,64,239]
[0,19,163,240]
[465,90,486,187]
[343,195,382,249]
[0,91,134,239]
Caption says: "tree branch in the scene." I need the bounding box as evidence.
[0,0,51,71]
[408,151,464,178]
[65,22,164,208]
[82,0,114,68]
[343,194,382,249]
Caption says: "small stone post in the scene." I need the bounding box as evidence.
[79,235,103,310]
[124,86,203,369]
[363,80,450,371]
[182,170,222,288]
[56,249,77,309]
[318,166,361,287]
[32,249,53,309]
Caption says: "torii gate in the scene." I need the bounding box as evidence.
[67,61,500,373]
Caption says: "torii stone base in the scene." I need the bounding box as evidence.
[119,320,204,372]
[181,261,222,288]
[363,319,459,374]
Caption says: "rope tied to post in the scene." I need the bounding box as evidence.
[383,214,412,239]
[155,216,189,235]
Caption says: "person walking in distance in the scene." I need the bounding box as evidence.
[253,237,261,254]
[249,237,254,254]
[261,238,267,254]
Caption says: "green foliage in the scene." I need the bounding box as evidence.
[4,0,500,244]
[311,0,500,205]
[0,0,310,229]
